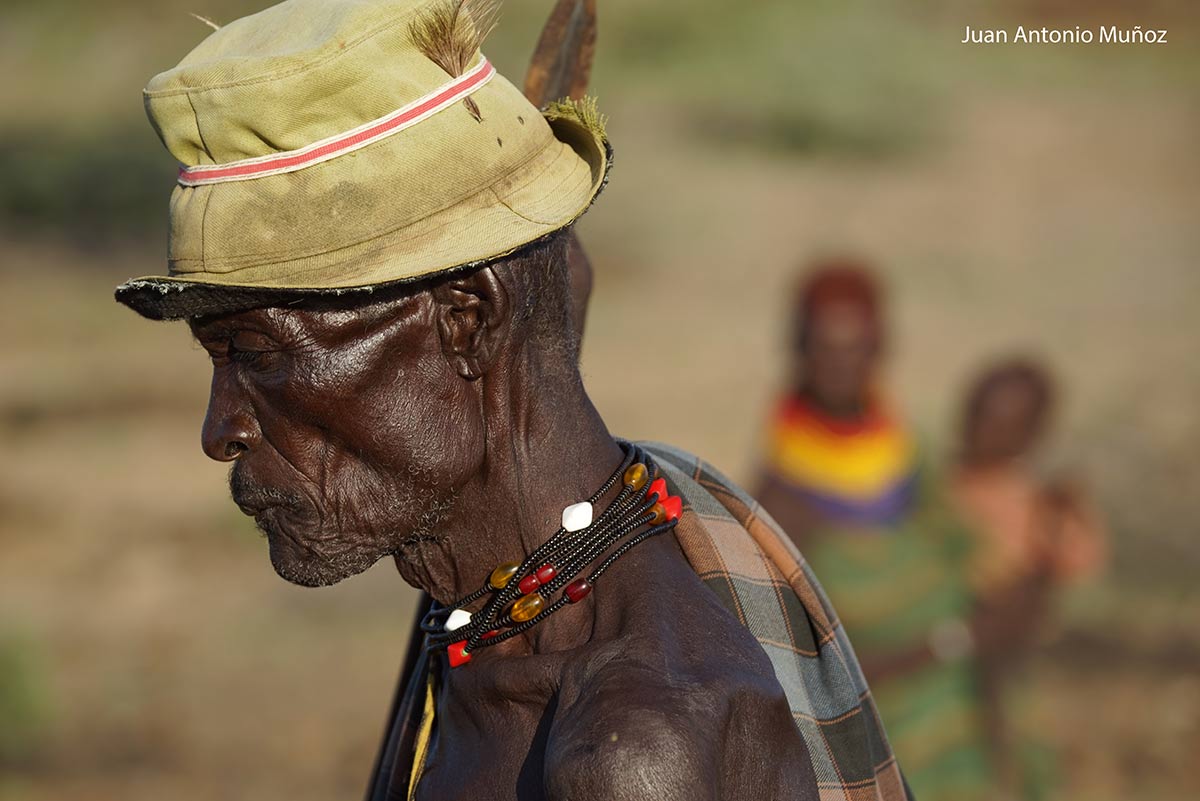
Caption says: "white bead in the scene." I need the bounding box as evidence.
[562,501,594,532]
[445,609,472,632]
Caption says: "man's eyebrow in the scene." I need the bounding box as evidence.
[192,309,282,332]
[190,316,239,338]
[189,321,220,339]
[311,295,422,340]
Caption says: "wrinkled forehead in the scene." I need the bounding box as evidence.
[188,288,427,341]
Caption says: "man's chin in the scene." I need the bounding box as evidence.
[257,519,382,588]
[266,538,381,587]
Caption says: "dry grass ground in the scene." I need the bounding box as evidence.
[1,1,1197,799]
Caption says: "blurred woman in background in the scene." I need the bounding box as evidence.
[952,358,1107,798]
[756,261,995,801]
[756,263,919,532]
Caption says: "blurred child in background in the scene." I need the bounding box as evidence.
[756,261,996,801]
[952,358,1107,798]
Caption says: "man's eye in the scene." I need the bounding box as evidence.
[224,332,282,368]
[229,346,267,366]
[229,343,280,369]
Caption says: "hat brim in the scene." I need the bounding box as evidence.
[116,112,611,321]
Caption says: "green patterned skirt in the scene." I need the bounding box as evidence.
[803,491,997,801]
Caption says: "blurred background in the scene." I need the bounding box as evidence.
[1,0,1197,799]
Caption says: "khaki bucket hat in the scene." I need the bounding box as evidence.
[115,0,610,320]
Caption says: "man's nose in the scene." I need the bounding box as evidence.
[201,400,262,462]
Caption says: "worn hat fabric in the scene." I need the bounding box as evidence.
[115,0,610,320]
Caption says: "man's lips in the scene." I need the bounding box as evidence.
[234,495,294,520]
[231,487,273,516]
[232,492,301,527]
[235,499,270,517]
[238,502,291,539]
[229,467,303,518]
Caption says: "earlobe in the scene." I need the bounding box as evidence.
[432,266,510,380]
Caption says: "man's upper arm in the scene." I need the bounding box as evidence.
[544,679,818,801]
[545,703,718,801]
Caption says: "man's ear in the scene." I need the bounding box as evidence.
[432,266,511,379]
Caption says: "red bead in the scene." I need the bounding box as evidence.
[647,477,668,504]
[483,630,500,639]
[448,641,471,668]
[565,578,592,603]
[535,564,557,583]
[518,574,540,594]
[661,495,682,522]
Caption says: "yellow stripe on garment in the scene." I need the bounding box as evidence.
[407,673,437,801]
[769,418,916,499]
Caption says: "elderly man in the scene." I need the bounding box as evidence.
[116,1,909,799]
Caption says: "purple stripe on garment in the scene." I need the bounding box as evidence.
[772,470,919,528]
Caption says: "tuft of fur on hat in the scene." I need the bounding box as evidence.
[544,95,607,141]
[409,0,501,121]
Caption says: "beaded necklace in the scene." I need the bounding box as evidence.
[422,442,681,667]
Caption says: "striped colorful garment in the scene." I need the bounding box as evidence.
[763,394,919,527]
[802,477,997,801]
[365,443,911,801]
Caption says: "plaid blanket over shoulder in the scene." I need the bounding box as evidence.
[365,443,910,801]
[645,443,910,801]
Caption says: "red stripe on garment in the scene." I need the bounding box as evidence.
[776,393,895,438]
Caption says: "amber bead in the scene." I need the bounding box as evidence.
[623,463,649,491]
[565,579,592,603]
[448,640,471,668]
[518,574,540,594]
[510,593,545,622]
[662,495,682,522]
[488,561,521,590]
[647,477,668,504]
[535,564,557,583]
[649,503,667,525]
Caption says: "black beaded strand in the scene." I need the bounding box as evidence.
[424,443,683,666]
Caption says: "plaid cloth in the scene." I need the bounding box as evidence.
[365,443,911,801]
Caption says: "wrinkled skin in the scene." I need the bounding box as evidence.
[194,292,473,587]
[190,247,816,800]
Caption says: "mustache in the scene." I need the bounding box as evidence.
[229,465,305,513]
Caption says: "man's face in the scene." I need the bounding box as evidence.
[798,302,879,414]
[190,296,482,587]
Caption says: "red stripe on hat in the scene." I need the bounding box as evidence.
[178,58,497,187]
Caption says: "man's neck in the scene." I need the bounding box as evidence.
[394,359,624,606]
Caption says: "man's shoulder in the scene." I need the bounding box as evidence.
[544,647,813,801]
